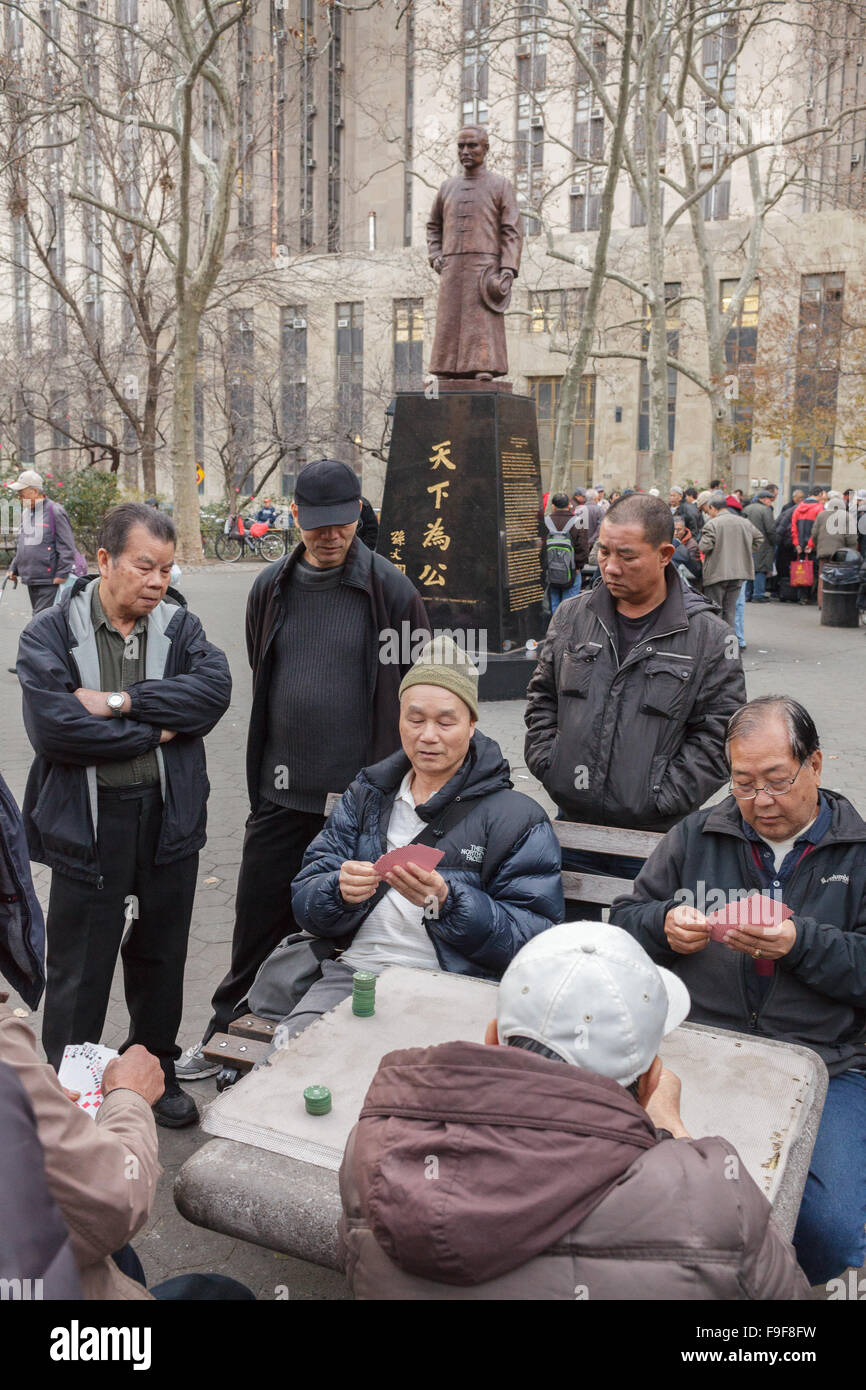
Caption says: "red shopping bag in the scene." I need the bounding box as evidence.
[790,558,814,587]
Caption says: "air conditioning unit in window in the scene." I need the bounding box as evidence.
[531,115,543,128]
[306,158,316,168]
[292,317,306,329]
[571,180,586,196]
[337,318,349,328]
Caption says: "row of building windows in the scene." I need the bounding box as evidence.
[9,269,844,501]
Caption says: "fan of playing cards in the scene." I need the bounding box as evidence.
[374,845,444,876]
[58,1042,119,1114]
[704,894,791,942]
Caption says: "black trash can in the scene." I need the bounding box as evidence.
[821,561,861,628]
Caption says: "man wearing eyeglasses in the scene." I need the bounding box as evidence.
[611,694,866,1288]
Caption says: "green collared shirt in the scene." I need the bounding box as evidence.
[91,582,160,789]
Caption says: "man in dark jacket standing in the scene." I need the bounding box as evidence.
[339,922,808,1299]
[525,493,746,914]
[272,634,562,1036]
[773,488,804,601]
[17,503,231,1127]
[610,695,866,1286]
[180,460,430,1078]
[743,489,776,602]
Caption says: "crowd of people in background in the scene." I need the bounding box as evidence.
[541,477,866,646]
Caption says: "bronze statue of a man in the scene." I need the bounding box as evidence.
[426,126,523,380]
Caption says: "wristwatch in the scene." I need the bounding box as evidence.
[106,692,125,716]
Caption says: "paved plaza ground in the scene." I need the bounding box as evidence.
[1,563,864,1299]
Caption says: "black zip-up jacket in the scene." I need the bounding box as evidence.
[610,790,866,1076]
[244,537,430,812]
[524,568,746,831]
[17,576,231,885]
[0,772,45,1008]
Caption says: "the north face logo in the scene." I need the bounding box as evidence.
[460,844,484,864]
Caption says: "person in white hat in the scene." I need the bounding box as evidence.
[338,920,809,1300]
[5,469,78,616]
[493,919,691,1092]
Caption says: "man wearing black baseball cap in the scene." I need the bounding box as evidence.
[179,460,430,1079]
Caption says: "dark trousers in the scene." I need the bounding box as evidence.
[113,1246,254,1300]
[27,583,57,613]
[560,844,648,923]
[703,578,742,629]
[204,800,325,1042]
[43,787,198,1074]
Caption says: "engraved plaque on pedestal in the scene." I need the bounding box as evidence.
[377,388,545,698]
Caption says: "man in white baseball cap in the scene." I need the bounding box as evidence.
[338,920,809,1299]
[4,469,78,618]
[493,919,690,1092]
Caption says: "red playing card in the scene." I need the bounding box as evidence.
[374,844,445,877]
[705,895,791,941]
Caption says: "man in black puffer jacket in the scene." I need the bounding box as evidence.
[275,636,564,1036]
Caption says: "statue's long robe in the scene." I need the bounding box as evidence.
[426,168,523,378]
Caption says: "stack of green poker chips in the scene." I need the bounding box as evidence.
[352,971,376,1017]
[304,1085,332,1115]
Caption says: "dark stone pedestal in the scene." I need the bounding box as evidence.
[377,389,546,701]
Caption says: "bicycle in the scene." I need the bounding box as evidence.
[215,514,288,563]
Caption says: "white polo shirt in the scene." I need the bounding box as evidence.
[341,770,441,974]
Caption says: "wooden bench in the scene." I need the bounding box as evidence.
[552,819,664,907]
[202,814,663,1080]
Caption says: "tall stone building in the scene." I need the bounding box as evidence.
[2,0,865,503]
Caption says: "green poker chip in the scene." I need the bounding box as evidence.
[304,1085,332,1115]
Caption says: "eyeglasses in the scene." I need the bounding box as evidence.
[729,762,806,801]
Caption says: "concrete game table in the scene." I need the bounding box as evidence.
[175,966,827,1270]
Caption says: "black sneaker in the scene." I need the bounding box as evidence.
[153,1081,198,1129]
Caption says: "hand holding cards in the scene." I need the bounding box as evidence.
[375,845,447,909]
[58,1042,119,1115]
[373,845,444,877]
[705,895,791,942]
[664,895,793,957]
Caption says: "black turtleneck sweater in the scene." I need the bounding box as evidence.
[259,557,370,813]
